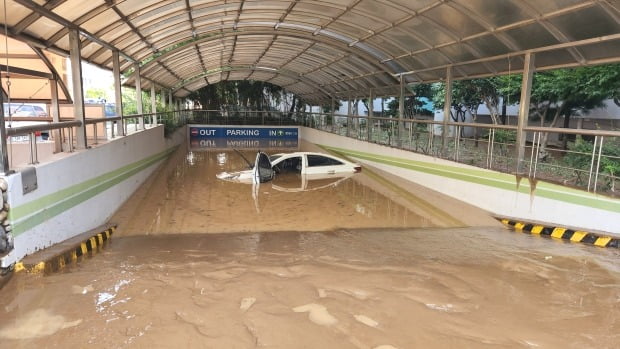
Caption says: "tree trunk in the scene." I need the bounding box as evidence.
[561,111,571,150]
[501,96,507,125]
[483,97,499,124]
[539,102,565,160]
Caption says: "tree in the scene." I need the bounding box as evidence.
[120,87,163,115]
[501,64,620,155]
[188,80,289,111]
[85,87,111,102]
[432,78,504,126]
[385,83,433,118]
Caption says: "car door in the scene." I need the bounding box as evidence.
[252,151,274,183]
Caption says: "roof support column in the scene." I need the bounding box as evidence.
[112,50,124,137]
[151,84,157,126]
[49,78,62,153]
[516,52,535,174]
[161,88,166,109]
[168,90,173,108]
[368,88,374,142]
[346,97,351,138]
[134,63,144,130]
[69,29,87,149]
[0,86,9,174]
[331,96,336,133]
[442,66,453,156]
[399,77,405,147]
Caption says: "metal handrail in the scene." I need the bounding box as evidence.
[187,109,619,195]
[6,120,82,136]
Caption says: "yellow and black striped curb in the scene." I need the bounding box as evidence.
[498,218,619,248]
[15,225,116,274]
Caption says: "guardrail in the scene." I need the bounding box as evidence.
[187,109,620,197]
[2,110,188,170]
[4,108,618,196]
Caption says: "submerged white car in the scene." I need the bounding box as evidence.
[217,151,361,184]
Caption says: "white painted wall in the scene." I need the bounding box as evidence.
[1,125,185,267]
[301,127,620,235]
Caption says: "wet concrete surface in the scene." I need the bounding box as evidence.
[0,144,619,348]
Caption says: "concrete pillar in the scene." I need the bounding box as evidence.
[516,53,535,174]
[151,84,157,125]
[69,29,87,149]
[50,78,62,153]
[368,88,374,141]
[112,50,124,136]
[161,88,166,109]
[168,90,173,107]
[0,89,9,174]
[399,77,405,147]
[441,66,453,154]
[134,63,144,130]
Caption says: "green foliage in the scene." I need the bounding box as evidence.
[564,138,620,186]
[85,87,111,101]
[187,80,297,112]
[499,64,620,122]
[385,83,433,117]
[121,87,168,115]
[322,100,342,113]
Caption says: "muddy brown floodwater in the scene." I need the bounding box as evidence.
[0,143,619,349]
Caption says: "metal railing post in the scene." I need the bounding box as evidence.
[29,133,38,164]
[93,123,98,145]
[587,135,598,191]
[68,127,74,153]
[593,136,604,193]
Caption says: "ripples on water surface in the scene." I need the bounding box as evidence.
[0,147,618,348]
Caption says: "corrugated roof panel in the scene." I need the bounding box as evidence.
[1,0,618,102]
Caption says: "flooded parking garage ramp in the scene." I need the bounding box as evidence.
[0,142,619,349]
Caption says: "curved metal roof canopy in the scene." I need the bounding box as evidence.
[2,0,620,103]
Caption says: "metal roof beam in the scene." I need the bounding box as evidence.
[124,29,397,85]
[110,6,157,53]
[394,33,620,78]
[13,0,136,63]
[12,0,67,34]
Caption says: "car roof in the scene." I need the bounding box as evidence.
[271,152,338,157]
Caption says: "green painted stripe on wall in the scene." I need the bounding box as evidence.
[324,146,620,213]
[11,147,176,236]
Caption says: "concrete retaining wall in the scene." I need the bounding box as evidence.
[301,127,620,236]
[1,125,185,268]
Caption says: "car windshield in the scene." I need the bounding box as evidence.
[104,104,116,117]
[3,103,22,115]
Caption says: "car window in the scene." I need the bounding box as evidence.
[34,106,45,113]
[275,156,302,174]
[104,104,116,117]
[307,155,343,167]
[14,105,34,116]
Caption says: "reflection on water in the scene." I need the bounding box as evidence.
[1,145,618,348]
[111,148,461,236]
[0,230,618,348]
